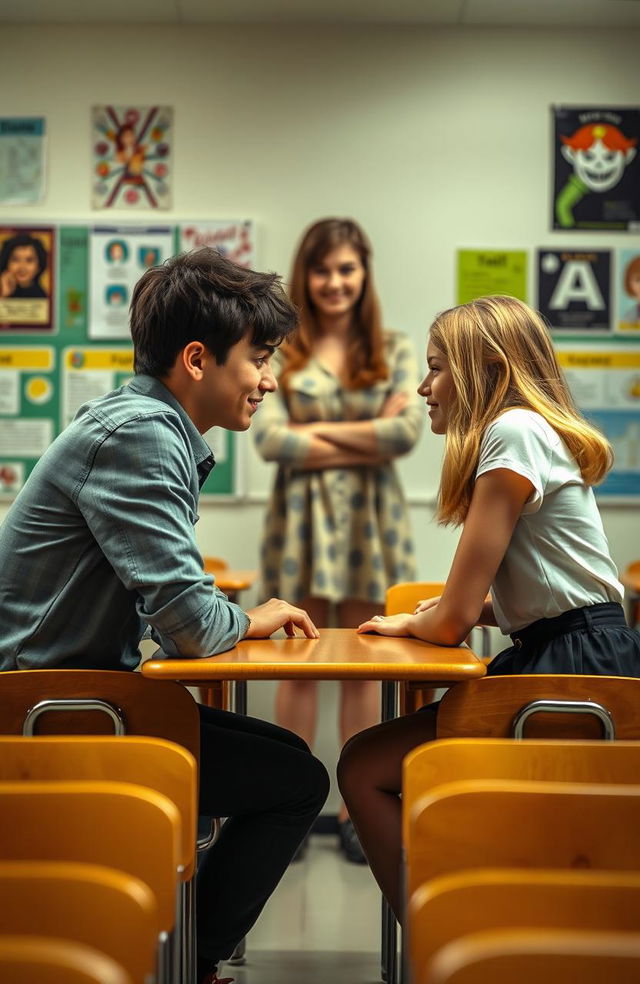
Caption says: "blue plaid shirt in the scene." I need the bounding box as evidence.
[0,374,249,670]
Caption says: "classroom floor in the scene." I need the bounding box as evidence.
[220,833,384,984]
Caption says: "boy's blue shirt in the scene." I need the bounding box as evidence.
[0,373,249,670]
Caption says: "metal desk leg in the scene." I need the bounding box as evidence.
[233,679,248,716]
[380,680,399,984]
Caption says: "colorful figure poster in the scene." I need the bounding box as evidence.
[557,343,640,499]
[179,221,256,268]
[456,249,527,304]
[552,106,640,231]
[89,226,174,340]
[618,249,640,333]
[0,118,46,205]
[92,106,172,210]
[537,249,611,333]
[0,226,55,332]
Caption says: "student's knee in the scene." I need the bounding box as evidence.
[307,753,331,811]
[336,727,373,798]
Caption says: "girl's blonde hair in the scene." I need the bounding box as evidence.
[279,218,389,391]
[430,295,613,526]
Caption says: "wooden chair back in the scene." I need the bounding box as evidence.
[437,674,640,740]
[0,779,180,934]
[0,861,157,984]
[408,867,640,984]
[406,778,640,897]
[0,669,201,762]
[0,936,133,984]
[386,582,490,711]
[203,555,229,574]
[403,737,640,845]
[0,735,198,879]
[425,927,640,984]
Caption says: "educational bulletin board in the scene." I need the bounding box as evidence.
[456,245,640,501]
[0,220,254,497]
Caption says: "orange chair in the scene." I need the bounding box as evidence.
[0,779,180,984]
[0,860,157,984]
[436,674,640,740]
[0,936,133,984]
[425,927,640,984]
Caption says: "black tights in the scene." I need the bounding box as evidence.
[337,706,438,921]
[196,703,330,966]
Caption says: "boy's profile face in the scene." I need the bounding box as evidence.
[196,333,278,434]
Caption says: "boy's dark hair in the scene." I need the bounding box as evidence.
[130,247,299,375]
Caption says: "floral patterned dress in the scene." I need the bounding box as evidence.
[252,331,424,605]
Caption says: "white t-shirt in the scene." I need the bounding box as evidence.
[476,408,622,635]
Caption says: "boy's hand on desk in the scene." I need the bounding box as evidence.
[244,599,320,639]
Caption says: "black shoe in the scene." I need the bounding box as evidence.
[338,819,368,865]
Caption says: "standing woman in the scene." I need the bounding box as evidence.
[253,218,423,862]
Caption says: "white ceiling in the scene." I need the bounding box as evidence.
[2,0,640,26]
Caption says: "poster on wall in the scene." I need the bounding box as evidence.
[537,248,611,333]
[0,226,55,332]
[0,345,56,494]
[557,343,640,499]
[456,249,527,304]
[0,117,46,205]
[552,106,640,231]
[179,221,257,268]
[62,347,134,427]
[89,226,174,339]
[92,106,172,210]
[618,248,640,333]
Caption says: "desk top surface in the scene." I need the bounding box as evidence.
[140,628,486,683]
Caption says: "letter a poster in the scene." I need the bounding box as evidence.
[537,249,611,332]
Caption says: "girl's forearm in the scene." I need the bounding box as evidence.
[300,435,387,470]
[291,420,380,455]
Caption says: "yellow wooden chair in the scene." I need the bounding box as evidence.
[0,779,180,984]
[425,927,640,984]
[403,737,640,849]
[385,582,491,713]
[0,936,133,984]
[0,669,218,983]
[0,734,197,984]
[406,778,640,900]
[436,674,640,740]
[408,868,640,984]
[0,860,157,984]
[622,559,640,628]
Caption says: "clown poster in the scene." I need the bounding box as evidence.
[552,106,640,231]
[92,106,172,210]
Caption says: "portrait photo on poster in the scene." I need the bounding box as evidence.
[0,226,55,332]
[552,106,640,231]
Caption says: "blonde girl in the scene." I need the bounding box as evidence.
[338,295,640,915]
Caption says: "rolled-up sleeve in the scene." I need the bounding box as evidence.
[77,414,249,658]
[372,333,424,456]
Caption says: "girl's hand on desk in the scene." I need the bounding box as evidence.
[356,613,412,636]
[414,596,441,614]
[244,599,320,639]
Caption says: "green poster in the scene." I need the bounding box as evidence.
[58,225,88,339]
[456,249,528,305]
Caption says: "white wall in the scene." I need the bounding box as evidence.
[2,22,639,811]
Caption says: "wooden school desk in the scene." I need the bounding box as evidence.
[141,628,485,984]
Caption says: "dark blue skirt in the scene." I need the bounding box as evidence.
[487,602,640,678]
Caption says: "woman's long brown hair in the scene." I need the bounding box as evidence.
[279,218,389,390]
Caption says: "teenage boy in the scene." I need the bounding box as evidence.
[0,248,330,984]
